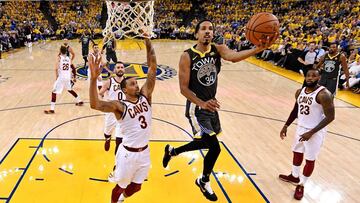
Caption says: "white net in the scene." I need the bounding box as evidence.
[103,0,155,43]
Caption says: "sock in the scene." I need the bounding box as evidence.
[75,96,81,103]
[299,174,309,185]
[201,174,210,182]
[119,193,125,201]
[50,102,55,111]
[292,165,301,178]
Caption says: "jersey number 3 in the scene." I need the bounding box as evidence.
[139,115,147,129]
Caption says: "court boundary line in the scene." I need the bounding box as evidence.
[221,142,270,203]
[3,116,235,202]
[0,139,19,165]
[1,137,271,203]
[0,102,358,142]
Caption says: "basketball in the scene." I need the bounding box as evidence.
[245,12,279,46]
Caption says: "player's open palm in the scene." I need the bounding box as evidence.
[89,55,103,79]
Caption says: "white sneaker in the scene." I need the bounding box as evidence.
[195,177,218,201]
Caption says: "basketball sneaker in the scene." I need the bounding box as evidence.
[44,110,55,114]
[195,177,218,201]
[162,144,173,168]
[279,173,300,185]
[294,185,304,200]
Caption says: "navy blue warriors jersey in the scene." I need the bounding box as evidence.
[322,53,341,79]
[185,44,221,101]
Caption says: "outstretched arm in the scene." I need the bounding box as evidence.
[215,34,277,62]
[89,54,124,119]
[140,38,157,102]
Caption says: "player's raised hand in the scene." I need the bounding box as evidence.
[89,55,103,79]
[280,125,288,140]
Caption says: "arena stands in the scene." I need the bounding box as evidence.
[0,0,359,93]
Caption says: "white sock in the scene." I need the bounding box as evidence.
[118,193,125,201]
[50,102,55,111]
[300,174,309,185]
[292,165,300,178]
[75,96,81,103]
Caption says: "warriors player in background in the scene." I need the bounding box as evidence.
[162,19,274,201]
[98,62,126,153]
[44,46,83,114]
[79,30,95,69]
[316,42,350,95]
[89,36,156,203]
[102,38,118,65]
[279,69,335,200]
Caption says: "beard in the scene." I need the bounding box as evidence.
[116,72,124,77]
[305,80,318,88]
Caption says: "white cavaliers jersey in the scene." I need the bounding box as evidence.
[297,86,326,129]
[118,95,152,148]
[107,77,126,101]
[58,55,71,79]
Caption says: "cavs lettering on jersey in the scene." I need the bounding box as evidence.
[58,55,71,79]
[323,53,341,79]
[297,86,326,129]
[107,77,125,101]
[118,95,152,148]
[185,44,221,101]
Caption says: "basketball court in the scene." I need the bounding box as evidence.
[0,39,359,203]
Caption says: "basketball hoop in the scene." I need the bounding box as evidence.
[103,0,155,43]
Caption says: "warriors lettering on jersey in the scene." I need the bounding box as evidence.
[192,57,217,87]
[128,101,149,118]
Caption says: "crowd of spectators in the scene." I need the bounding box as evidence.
[0,0,359,93]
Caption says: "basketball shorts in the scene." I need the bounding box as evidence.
[104,113,123,138]
[185,100,222,139]
[319,77,338,95]
[82,48,89,59]
[113,144,150,188]
[106,52,117,63]
[292,126,326,161]
[52,77,72,94]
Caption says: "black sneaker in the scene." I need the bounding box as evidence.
[162,144,173,168]
[195,177,218,201]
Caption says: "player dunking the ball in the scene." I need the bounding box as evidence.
[162,19,274,201]
[279,69,335,200]
[89,35,156,203]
